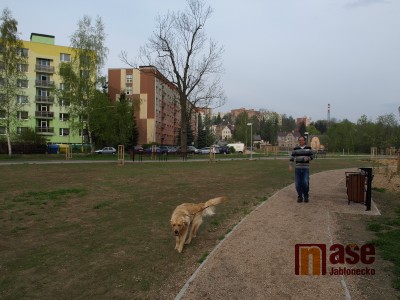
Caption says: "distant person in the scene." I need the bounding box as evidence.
[289,136,314,203]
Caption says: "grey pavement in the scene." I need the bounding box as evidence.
[175,169,381,300]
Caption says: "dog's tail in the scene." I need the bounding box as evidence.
[202,196,225,217]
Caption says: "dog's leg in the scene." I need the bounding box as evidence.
[177,226,188,253]
[175,236,180,250]
[191,217,202,240]
[185,223,193,244]
[187,216,202,244]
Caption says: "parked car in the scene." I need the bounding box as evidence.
[218,145,231,154]
[145,146,161,154]
[159,146,170,154]
[177,146,200,154]
[95,147,117,154]
[133,146,144,154]
[199,147,211,154]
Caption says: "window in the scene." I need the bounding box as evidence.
[0,78,4,86]
[38,89,48,96]
[59,99,70,107]
[126,74,133,83]
[60,53,71,62]
[17,79,28,88]
[59,113,69,121]
[79,128,88,137]
[17,111,28,120]
[17,95,28,104]
[80,70,89,78]
[17,48,29,57]
[17,64,29,72]
[37,59,50,66]
[0,126,5,134]
[59,128,70,136]
[0,110,5,118]
[17,127,29,134]
[37,74,49,81]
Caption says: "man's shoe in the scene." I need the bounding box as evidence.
[304,197,309,203]
[297,198,303,203]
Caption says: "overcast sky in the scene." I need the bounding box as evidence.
[3,0,400,123]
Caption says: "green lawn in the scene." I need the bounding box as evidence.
[0,158,376,299]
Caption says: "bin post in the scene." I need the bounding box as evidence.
[360,167,373,211]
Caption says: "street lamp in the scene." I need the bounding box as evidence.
[304,131,309,145]
[247,123,253,159]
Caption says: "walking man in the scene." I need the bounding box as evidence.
[289,136,314,203]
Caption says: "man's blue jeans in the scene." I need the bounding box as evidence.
[295,167,310,199]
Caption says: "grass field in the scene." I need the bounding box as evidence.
[0,157,380,299]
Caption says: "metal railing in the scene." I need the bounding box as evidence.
[35,65,55,73]
[35,111,54,118]
[35,95,54,103]
[35,127,54,134]
[35,80,54,88]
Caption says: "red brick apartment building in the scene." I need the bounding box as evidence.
[108,66,182,145]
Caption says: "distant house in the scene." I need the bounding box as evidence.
[277,132,301,148]
[212,124,232,141]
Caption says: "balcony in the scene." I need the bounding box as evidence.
[35,95,54,104]
[35,111,54,119]
[35,65,55,73]
[35,80,54,88]
[35,127,54,134]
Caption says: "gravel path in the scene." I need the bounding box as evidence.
[176,169,381,300]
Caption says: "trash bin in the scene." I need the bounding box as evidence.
[345,167,373,211]
[48,144,59,154]
[346,172,365,203]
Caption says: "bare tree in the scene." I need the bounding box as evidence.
[121,0,225,151]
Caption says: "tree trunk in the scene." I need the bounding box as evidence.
[6,127,12,157]
[87,116,95,154]
[180,98,187,154]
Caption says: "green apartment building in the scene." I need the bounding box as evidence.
[1,33,82,144]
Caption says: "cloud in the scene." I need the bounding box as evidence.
[345,0,390,9]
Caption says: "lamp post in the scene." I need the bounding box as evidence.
[247,123,253,159]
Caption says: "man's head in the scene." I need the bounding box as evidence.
[298,136,306,146]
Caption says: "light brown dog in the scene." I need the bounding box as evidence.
[170,196,225,253]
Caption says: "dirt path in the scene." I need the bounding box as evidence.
[175,169,386,300]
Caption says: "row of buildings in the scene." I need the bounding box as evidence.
[1,33,312,147]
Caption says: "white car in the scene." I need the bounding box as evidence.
[95,147,117,154]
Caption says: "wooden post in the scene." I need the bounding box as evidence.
[370,147,377,161]
[118,145,124,166]
[65,145,72,160]
[209,145,216,162]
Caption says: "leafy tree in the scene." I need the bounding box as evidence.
[375,113,398,149]
[326,119,356,152]
[121,0,225,153]
[306,124,320,135]
[0,8,28,156]
[15,127,47,145]
[215,113,222,125]
[313,120,327,134]
[222,112,233,124]
[233,111,249,145]
[58,15,108,153]
[299,121,306,136]
[281,114,296,133]
[115,93,135,148]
